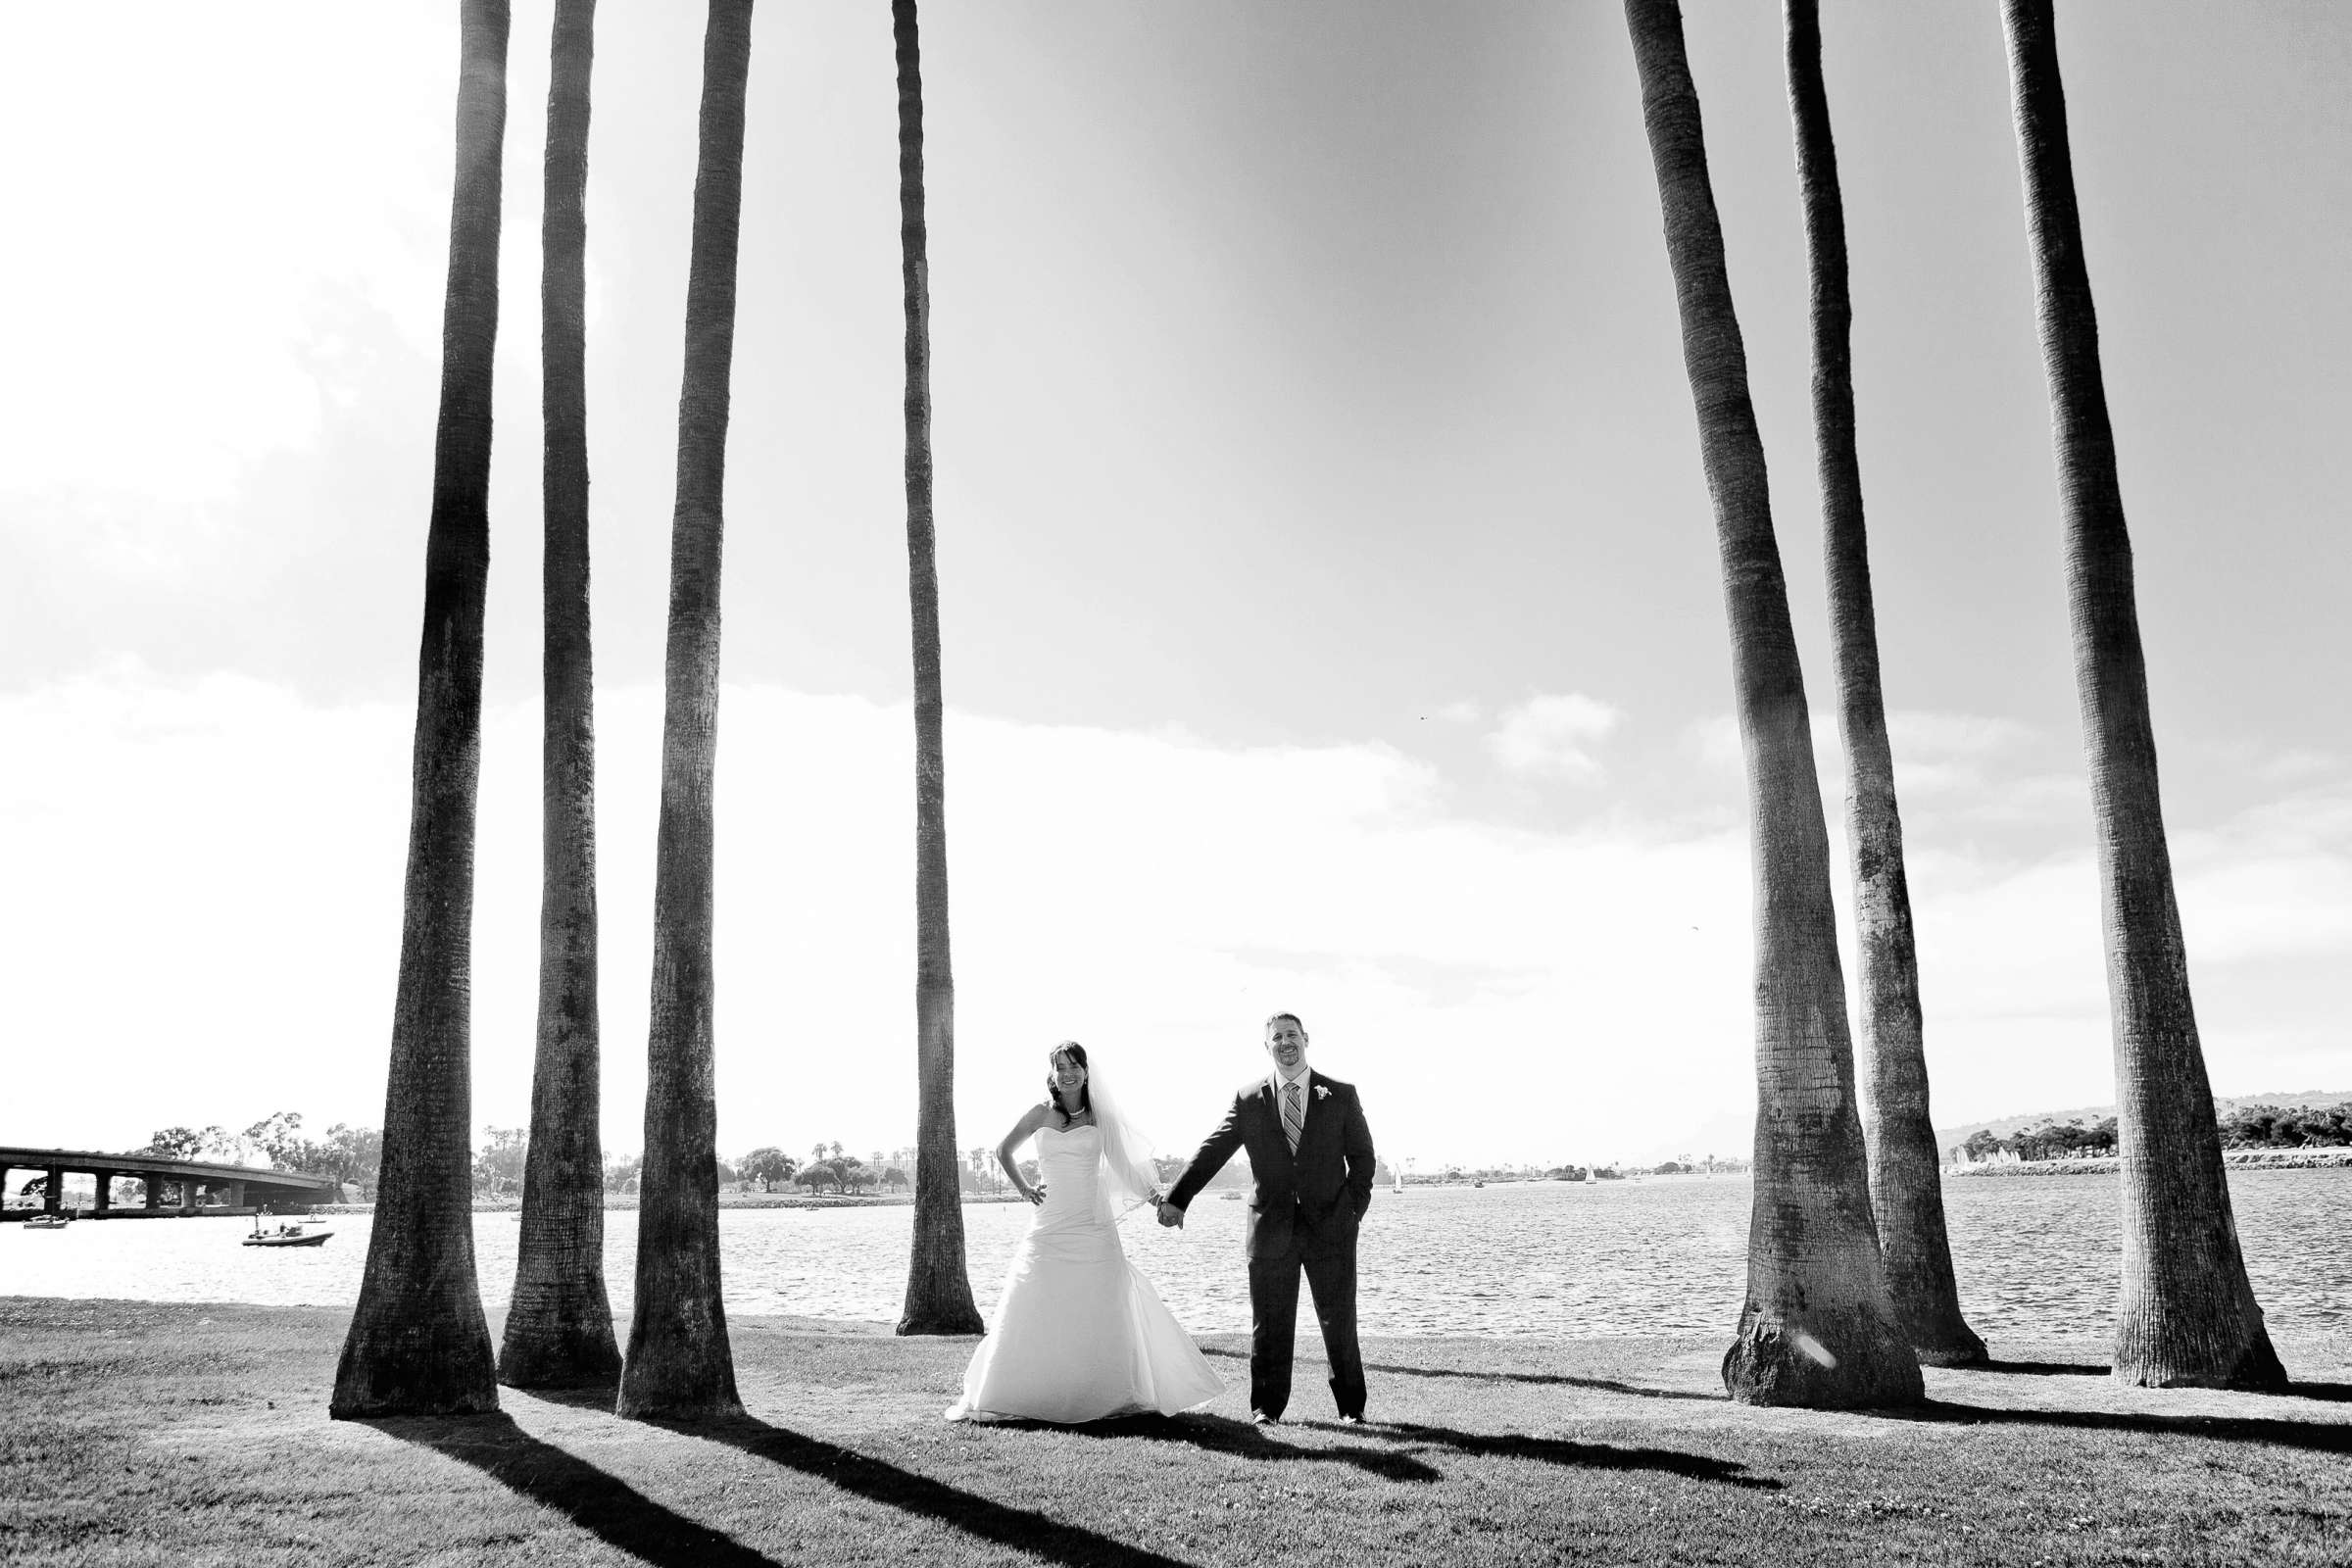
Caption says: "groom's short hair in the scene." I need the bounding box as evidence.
[1263,1011,1304,1034]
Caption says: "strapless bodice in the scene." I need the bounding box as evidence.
[1037,1123,1102,1179]
[1034,1123,1106,1224]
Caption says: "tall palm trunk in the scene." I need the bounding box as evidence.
[1623,0,1919,1409]
[1999,0,2284,1392]
[502,0,619,1391]
[330,0,511,1420]
[1783,0,1984,1368]
[892,0,984,1339]
[615,0,754,1421]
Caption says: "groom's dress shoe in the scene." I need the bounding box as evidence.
[1335,1413,1364,1427]
[1250,1410,1280,1425]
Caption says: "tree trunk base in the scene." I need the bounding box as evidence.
[1912,1335,1989,1369]
[331,1313,500,1419]
[2113,1326,2289,1392]
[499,1265,621,1389]
[499,1313,622,1390]
[1723,1308,1924,1408]
[614,1364,743,1423]
[896,1307,984,1337]
[614,1387,746,1422]
[1886,1279,1987,1368]
[1901,1308,1988,1367]
[616,1312,742,1422]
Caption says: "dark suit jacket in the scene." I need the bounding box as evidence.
[1166,1071,1375,1259]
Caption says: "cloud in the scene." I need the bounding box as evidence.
[1485,694,1622,780]
[3,671,2344,1173]
[1682,713,1743,776]
[0,670,1748,1169]
[2255,749,2342,786]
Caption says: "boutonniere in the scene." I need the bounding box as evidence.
[1314,1085,1332,1101]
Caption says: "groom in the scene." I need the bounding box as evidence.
[1159,1012,1377,1424]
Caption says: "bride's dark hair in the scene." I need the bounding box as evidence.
[1045,1041,1092,1125]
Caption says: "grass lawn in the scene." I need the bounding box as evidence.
[2,1298,2348,1566]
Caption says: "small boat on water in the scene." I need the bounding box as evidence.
[244,1218,333,1249]
[23,1213,70,1230]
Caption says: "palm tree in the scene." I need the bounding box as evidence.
[615,0,755,1422]
[1622,0,1920,1409]
[1998,0,2284,1391]
[1782,0,1983,1368]
[893,0,984,1339]
[501,0,619,1391]
[330,0,512,1421]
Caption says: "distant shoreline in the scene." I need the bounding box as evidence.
[1947,1148,2352,1178]
[306,1190,1036,1216]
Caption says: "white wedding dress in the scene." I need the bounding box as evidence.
[946,1123,1225,1423]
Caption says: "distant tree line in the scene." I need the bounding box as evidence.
[112,1115,945,1202]
[2215,1102,2350,1150]
[1957,1102,2351,1165]
[1959,1117,2120,1164]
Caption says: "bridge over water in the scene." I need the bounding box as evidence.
[0,1146,341,1217]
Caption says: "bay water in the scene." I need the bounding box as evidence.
[5,1169,2345,1345]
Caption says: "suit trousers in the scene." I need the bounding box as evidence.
[1248,1241,1365,1419]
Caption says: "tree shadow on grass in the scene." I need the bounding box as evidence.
[1063,1409,1779,1493]
[370,1413,782,1568]
[1203,1353,1721,1410]
[666,1413,1197,1568]
[2286,1383,2352,1404]
[1890,1400,2352,1454]
[1050,1411,1443,1482]
[1206,1348,1723,1405]
[1368,1421,1784,1491]
[1976,1359,2111,1378]
[1970,1364,2352,1402]
[1355,1356,1728,1404]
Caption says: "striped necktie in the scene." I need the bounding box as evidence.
[1282,1079,1304,1153]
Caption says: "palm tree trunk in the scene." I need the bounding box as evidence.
[502,0,619,1391]
[892,0,984,1339]
[1784,0,1984,1368]
[615,0,754,1421]
[1999,0,2285,1392]
[330,0,511,1420]
[1623,0,1920,1409]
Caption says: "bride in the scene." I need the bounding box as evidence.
[945,1042,1225,1423]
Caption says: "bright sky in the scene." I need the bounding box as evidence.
[4,3,2346,1172]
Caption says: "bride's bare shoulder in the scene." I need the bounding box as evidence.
[1006,1101,1057,1139]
